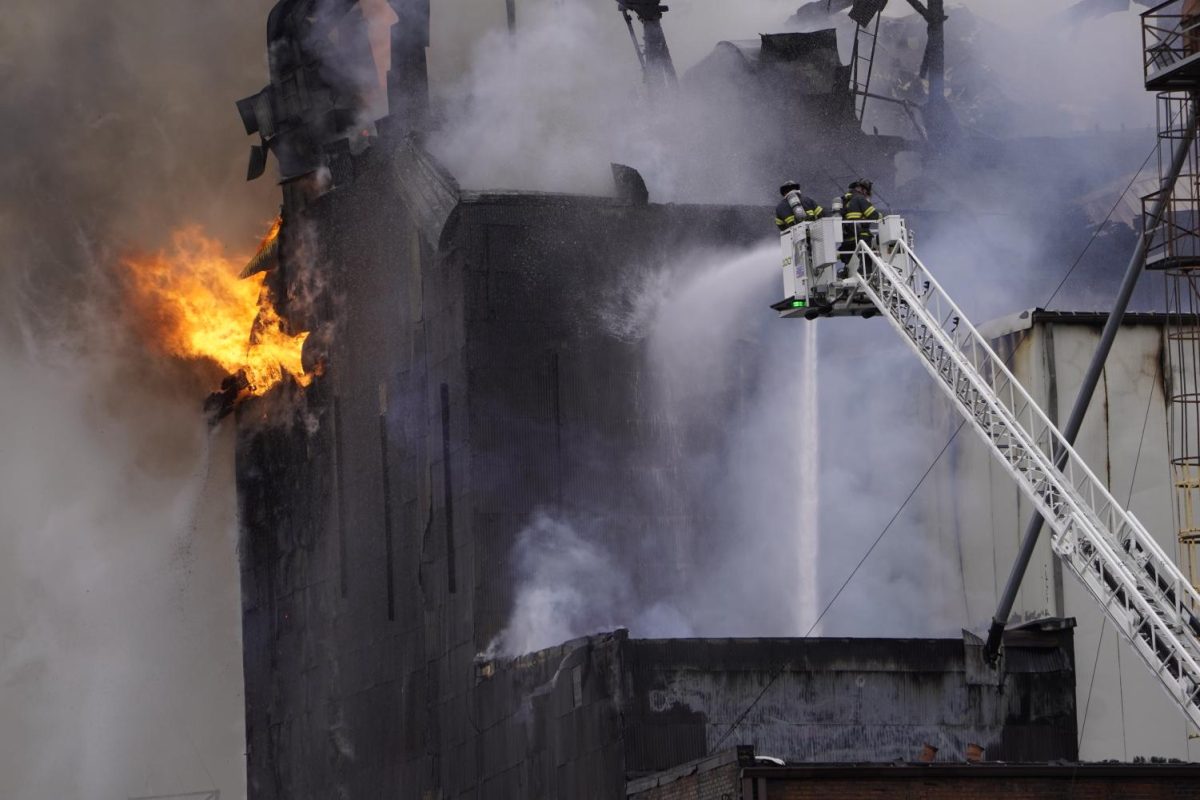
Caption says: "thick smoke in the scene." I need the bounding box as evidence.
[3,2,1170,790]
[1,1,278,797]
[487,240,963,655]
[493,512,694,655]
[0,332,246,798]
[431,0,820,201]
[453,1,1165,652]
[431,2,646,194]
[636,245,829,637]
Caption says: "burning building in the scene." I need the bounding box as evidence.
[228,0,1200,797]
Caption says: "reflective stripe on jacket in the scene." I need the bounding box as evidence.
[843,193,880,239]
[775,195,823,229]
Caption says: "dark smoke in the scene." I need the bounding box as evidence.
[0,0,1170,789]
[436,1,1166,652]
[3,2,279,327]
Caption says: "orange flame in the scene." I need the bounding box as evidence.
[258,215,282,251]
[122,223,309,394]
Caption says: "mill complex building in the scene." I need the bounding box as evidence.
[231,1,1200,796]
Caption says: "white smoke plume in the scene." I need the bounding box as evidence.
[432,0,1157,199]
[431,2,645,194]
[430,1,800,200]
[1,1,280,797]
[487,241,963,656]
[3,2,1170,789]
[492,512,694,655]
[0,328,247,799]
[966,0,1155,136]
[466,1,1160,653]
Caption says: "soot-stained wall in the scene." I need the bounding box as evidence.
[236,139,771,798]
[235,136,1084,797]
[235,136,1085,798]
[425,628,1078,798]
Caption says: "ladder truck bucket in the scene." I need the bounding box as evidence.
[772,215,910,319]
[769,214,1200,729]
[778,224,810,315]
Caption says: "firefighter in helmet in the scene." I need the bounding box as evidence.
[843,178,881,250]
[775,181,824,231]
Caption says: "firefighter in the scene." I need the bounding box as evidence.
[842,181,858,205]
[843,178,881,249]
[830,180,861,217]
[836,179,881,272]
[775,181,823,231]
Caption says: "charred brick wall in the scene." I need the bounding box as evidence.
[236,140,769,799]
[632,765,1200,800]
[236,138,1078,799]
[620,633,1076,768]
[755,777,1200,800]
[631,764,740,800]
[477,632,1077,798]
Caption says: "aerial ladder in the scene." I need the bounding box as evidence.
[774,211,1200,728]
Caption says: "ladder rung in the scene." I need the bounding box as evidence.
[850,237,1200,728]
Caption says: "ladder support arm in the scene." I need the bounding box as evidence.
[847,230,1200,729]
[983,106,1198,665]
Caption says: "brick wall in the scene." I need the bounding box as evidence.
[761,775,1199,799]
[629,762,740,800]
[630,754,1200,800]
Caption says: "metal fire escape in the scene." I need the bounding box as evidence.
[844,0,955,140]
[773,215,1200,727]
[1143,2,1200,589]
[849,2,885,121]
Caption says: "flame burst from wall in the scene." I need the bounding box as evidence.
[120,222,309,394]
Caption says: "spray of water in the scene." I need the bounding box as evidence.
[799,321,820,633]
[488,242,846,655]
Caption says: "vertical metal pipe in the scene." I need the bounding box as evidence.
[386,0,431,128]
[925,0,945,105]
[983,106,1198,664]
[922,0,958,142]
[640,18,678,87]
[505,0,516,34]
[380,392,396,621]
[440,382,457,594]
